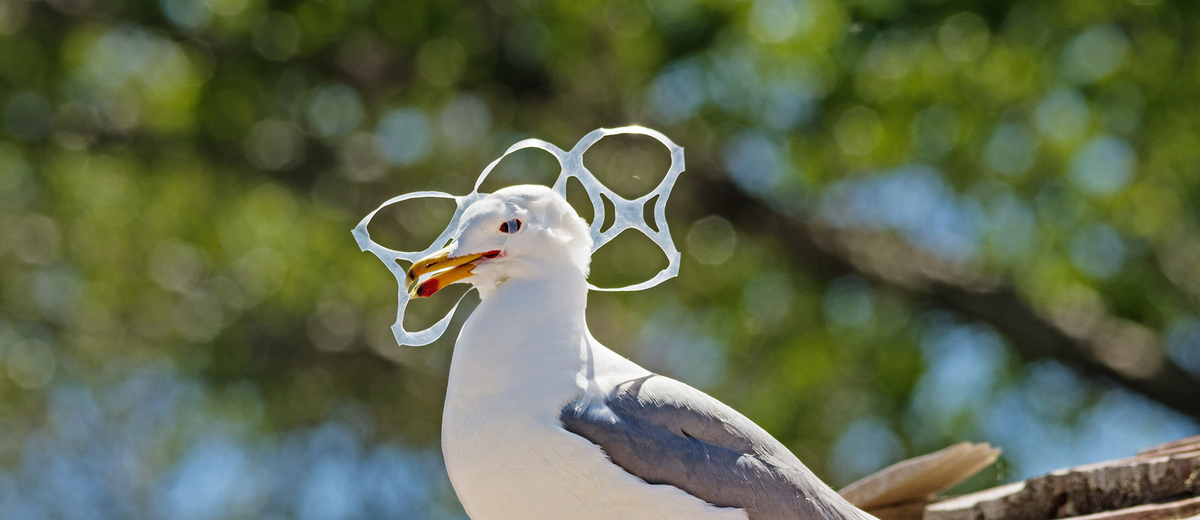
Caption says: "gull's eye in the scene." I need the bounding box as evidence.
[499,218,521,234]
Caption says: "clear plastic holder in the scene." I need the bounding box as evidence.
[352,126,685,347]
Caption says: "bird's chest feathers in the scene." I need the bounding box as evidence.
[444,282,590,445]
[441,288,603,512]
[437,279,750,520]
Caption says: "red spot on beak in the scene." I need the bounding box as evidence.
[482,250,501,259]
[416,280,440,298]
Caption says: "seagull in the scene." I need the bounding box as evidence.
[401,183,997,520]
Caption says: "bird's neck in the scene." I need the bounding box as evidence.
[448,264,591,410]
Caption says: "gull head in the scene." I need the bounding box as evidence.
[405,185,592,299]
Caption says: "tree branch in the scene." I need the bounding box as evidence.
[693,176,1200,420]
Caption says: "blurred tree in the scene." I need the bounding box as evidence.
[0,0,1198,518]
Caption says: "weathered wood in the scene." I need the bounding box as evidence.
[1139,436,1200,457]
[925,450,1200,520]
[1134,443,1200,460]
[1062,496,1200,520]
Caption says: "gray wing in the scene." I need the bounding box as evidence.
[560,374,875,520]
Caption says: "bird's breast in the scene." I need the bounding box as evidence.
[438,279,748,520]
[441,389,748,520]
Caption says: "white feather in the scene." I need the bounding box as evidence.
[440,187,747,520]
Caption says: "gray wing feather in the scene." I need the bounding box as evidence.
[560,375,875,520]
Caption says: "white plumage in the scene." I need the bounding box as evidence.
[442,258,747,520]
[406,185,856,520]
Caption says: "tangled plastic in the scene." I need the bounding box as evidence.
[352,126,685,347]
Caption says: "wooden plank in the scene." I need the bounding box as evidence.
[1135,444,1200,460]
[925,450,1200,520]
[1059,496,1200,520]
[1139,436,1200,457]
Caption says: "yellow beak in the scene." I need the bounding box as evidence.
[406,246,500,298]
